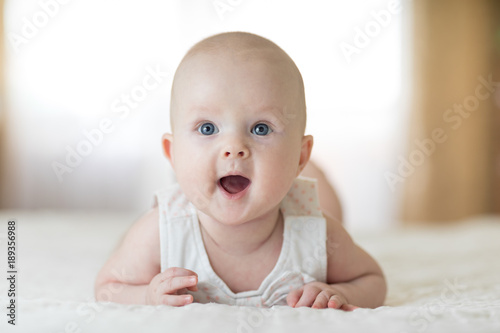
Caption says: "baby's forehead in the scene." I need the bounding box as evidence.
[170,32,306,133]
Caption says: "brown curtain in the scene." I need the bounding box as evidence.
[402,0,500,223]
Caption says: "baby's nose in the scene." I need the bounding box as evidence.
[221,145,250,159]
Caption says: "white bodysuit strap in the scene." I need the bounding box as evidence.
[154,183,199,273]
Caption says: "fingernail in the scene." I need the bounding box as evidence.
[189,276,196,283]
[184,295,192,303]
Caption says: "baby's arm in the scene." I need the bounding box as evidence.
[286,214,386,310]
[94,208,198,305]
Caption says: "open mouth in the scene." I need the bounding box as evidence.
[219,175,251,195]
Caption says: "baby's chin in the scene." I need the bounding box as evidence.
[217,201,283,226]
[197,206,252,227]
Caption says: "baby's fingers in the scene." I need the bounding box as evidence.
[158,275,198,295]
[286,287,303,307]
[294,287,320,308]
[327,295,345,309]
[161,294,194,307]
[163,267,198,279]
[327,295,359,311]
[311,291,331,309]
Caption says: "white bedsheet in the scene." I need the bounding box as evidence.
[0,210,499,332]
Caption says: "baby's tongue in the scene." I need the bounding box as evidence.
[220,176,250,194]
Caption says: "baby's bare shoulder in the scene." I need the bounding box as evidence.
[323,212,355,259]
[121,207,160,247]
[96,207,161,286]
[118,207,161,269]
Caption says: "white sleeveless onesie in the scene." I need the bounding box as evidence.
[154,176,327,307]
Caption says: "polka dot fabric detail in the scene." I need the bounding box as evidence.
[281,177,323,218]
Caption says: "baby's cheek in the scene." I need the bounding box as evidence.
[184,178,217,209]
[260,167,294,202]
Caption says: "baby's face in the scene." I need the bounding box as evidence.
[165,48,311,225]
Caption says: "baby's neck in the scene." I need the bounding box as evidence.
[197,208,283,257]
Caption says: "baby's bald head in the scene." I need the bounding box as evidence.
[170,32,307,135]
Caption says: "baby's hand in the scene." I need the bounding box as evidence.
[146,267,198,306]
[286,281,359,311]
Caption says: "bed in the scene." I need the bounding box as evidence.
[0,210,499,332]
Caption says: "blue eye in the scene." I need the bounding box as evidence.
[251,123,272,136]
[198,123,218,135]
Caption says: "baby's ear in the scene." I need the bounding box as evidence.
[162,133,174,165]
[297,135,313,176]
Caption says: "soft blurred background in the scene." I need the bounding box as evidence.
[0,0,499,230]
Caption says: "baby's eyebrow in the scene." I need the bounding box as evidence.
[246,105,281,115]
[253,106,295,127]
[184,104,295,129]
[188,105,215,113]
[184,106,220,122]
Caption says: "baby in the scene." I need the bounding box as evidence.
[95,32,386,309]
